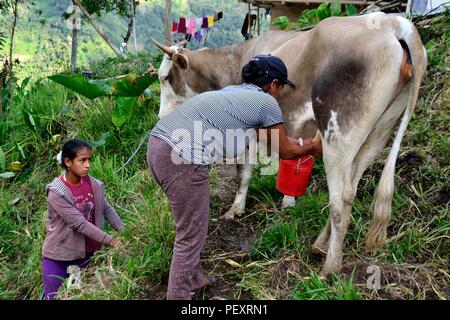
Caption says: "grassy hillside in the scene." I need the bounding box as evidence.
[0,11,448,299]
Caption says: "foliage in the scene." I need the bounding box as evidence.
[48,70,158,128]
[273,2,358,30]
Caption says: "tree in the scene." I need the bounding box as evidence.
[72,0,127,59]
[0,0,32,120]
[69,1,80,72]
[123,0,138,53]
[70,0,152,60]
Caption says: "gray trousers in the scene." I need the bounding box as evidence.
[147,136,210,300]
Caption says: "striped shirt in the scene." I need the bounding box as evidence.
[151,84,284,164]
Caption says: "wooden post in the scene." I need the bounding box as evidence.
[71,2,78,72]
[248,3,252,39]
[164,0,172,45]
[132,0,137,52]
[257,6,260,36]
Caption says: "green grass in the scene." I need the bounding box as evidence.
[291,273,361,300]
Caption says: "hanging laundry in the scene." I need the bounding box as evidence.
[194,31,202,43]
[178,17,187,33]
[201,17,208,28]
[241,13,257,40]
[172,22,178,33]
[188,18,196,35]
[208,15,214,27]
[196,18,203,28]
[218,11,223,20]
[185,33,192,42]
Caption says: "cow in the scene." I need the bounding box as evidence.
[150,12,427,276]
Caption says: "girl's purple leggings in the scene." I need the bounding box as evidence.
[42,253,92,300]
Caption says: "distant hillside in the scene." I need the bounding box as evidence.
[0,0,270,78]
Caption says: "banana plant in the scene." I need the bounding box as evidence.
[48,70,158,128]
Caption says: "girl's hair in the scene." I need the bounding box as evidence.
[60,139,92,169]
[242,60,272,88]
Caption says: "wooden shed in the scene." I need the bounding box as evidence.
[238,0,408,33]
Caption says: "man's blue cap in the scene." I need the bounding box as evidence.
[249,54,296,89]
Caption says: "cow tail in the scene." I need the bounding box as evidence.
[366,18,427,251]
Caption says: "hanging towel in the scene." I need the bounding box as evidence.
[196,18,203,28]
[194,31,202,43]
[172,22,178,33]
[178,17,187,33]
[241,14,257,40]
[208,15,214,27]
[241,13,249,39]
[218,11,223,20]
[188,18,196,35]
[201,17,208,28]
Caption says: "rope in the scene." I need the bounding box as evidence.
[115,129,151,173]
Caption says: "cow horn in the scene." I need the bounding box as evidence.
[177,40,188,48]
[150,37,175,57]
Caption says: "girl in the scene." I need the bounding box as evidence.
[42,139,124,300]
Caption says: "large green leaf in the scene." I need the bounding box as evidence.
[112,72,158,97]
[48,74,111,99]
[22,109,41,132]
[112,97,137,128]
[48,72,156,99]
[88,132,112,148]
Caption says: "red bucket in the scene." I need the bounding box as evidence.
[276,156,315,197]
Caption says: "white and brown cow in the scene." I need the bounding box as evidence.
[151,12,427,275]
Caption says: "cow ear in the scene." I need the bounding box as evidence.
[173,53,189,70]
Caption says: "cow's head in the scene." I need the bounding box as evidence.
[151,38,198,118]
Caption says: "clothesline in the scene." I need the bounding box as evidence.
[172,11,223,44]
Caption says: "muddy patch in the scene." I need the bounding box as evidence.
[339,260,450,300]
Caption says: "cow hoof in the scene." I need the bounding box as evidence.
[281,196,296,209]
[320,263,342,277]
[219,212,235,221]
[220,206,244,221]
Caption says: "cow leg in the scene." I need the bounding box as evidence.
[220,163,254,220]
[312,216,331,255]
[281,195,296,209]
[320,162,356,276]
